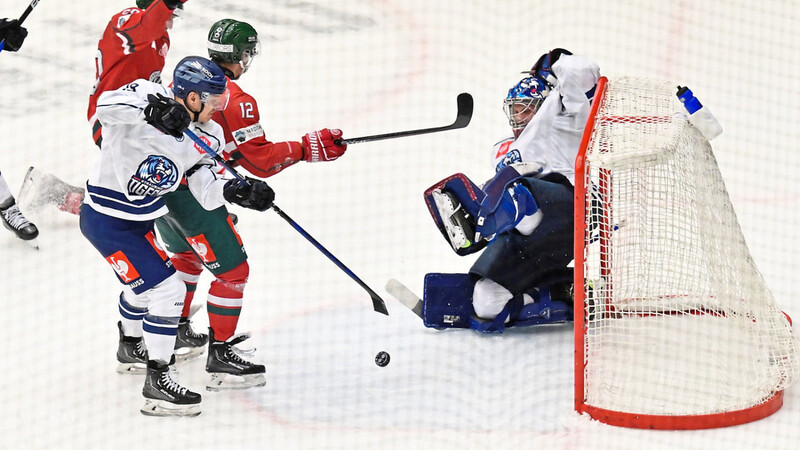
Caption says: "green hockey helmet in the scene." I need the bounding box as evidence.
[207,19,260,72]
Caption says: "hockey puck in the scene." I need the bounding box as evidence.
[375,351,390,367]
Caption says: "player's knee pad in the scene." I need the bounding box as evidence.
[471,277,515,320]
[424,173,488,256]
[214,261,249,293]
[421,273,476,328]
[143,272,186,317]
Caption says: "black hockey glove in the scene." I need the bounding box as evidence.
[531,48,573,86]
[223,177,275,211]
[144,93,191,138]
[0,19,28,52]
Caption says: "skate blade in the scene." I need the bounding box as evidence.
[24,237,40,250]
[174,346,206,363]
[206,372,266,391]
[140,399,201,417]
[116,362,148,375]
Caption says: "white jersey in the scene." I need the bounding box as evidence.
[491,55,600,185]
[85,79,228,221]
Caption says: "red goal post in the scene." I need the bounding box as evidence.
[573,76,799,429]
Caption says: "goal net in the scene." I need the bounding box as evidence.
[574,76,799,429]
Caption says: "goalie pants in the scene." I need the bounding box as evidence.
[469,176,574,299]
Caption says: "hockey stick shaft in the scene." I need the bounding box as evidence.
[333,93,473,146]
[184,129,389,315]
[0,0,42,53]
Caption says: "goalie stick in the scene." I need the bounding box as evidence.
[0,0,42,53]
[333,93,473,146]
[184,129,389,316]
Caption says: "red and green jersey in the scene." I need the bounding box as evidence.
[214,78,304,178]
[88,1,174,122]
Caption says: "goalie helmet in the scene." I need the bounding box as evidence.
[207,19,261,73]
[503,76,549,137]
[172,56,229,110]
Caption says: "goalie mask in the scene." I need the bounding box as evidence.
[207,19,261,75]
[503,76,549,137]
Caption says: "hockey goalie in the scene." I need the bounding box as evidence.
[390,49,600,333]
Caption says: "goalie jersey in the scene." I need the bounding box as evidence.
[85,79,228,221]
[491,54,600,185]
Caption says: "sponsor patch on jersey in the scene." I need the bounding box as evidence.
[187,234,218,264]
[494,140,513,159]
[233,123,264,144]
[107,251,140,283]
[192,135,212,154]
[495,149,522,172]
[128,155,179,197]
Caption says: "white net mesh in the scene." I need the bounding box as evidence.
[581,77,799,417]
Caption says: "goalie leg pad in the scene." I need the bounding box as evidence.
[422,273,476,329]
[424,174,488,256]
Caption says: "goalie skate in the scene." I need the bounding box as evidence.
[17,166,84,215]
[431,190,475,252]
[206,330,266,391]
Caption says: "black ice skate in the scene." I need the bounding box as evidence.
[174,318,208,362]
[116,321,148,374]
[431,189,476,252]
[140,360,201,417]
[205,329,266,391]
[1,200,39,247]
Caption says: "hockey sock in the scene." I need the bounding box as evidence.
[142,314,180,363]
[171,251,204,318]
[118,292,146,337]
[207,261,249,342]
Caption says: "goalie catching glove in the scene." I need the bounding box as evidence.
[301,128,347,163]
[223,177,275,211]
[144,94,191,137]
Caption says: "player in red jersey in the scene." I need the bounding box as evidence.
[154,18,347,390]
[89,0,187,147]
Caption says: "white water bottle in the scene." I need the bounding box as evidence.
[676,86,723,140]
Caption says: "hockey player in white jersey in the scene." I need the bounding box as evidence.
[417,49,600,333]
[80,55,274,416]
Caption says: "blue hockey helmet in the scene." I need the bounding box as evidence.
[172,56,229,111]
[503,76,549,135]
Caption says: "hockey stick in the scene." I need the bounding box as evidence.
[0,0,42,53]
[333,93,473,146]
[184,129,389,315]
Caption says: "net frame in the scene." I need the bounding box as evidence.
[573,76,799,430]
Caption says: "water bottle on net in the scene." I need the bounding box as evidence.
[676,85,723,140]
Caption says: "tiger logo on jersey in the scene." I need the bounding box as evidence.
[127,155,179,197]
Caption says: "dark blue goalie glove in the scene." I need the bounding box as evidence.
[531,48,573,86]
[475,182,539,241]
[0,19,28,52]
[223,177,275,211]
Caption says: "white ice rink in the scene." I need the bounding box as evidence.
[1,0,799,449]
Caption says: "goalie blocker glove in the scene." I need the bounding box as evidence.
[0,19,28,52]
[223,177,274,211]
[144,94,191,138]
[530,48,573,86]
[301,128,347,163]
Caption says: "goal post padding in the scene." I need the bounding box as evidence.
[573,76,799,429]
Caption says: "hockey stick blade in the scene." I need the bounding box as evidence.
[385,279,423,319]
[335,93,473,146]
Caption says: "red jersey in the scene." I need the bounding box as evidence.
[215,79,304,178]
[87,2,174,122]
